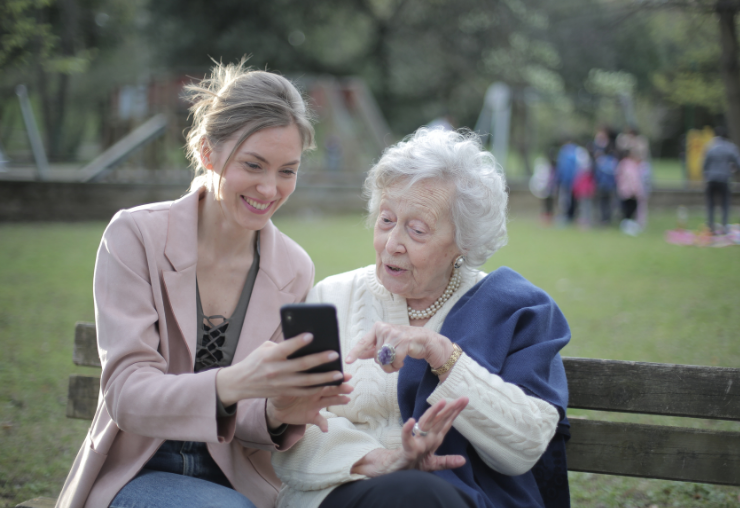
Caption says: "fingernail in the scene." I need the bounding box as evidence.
[328,351,339,360]
[303,333,313,342]
[333,372,343,380]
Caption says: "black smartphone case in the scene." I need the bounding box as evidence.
[281,303,343,386]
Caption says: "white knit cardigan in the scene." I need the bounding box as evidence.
[271,265,559,508]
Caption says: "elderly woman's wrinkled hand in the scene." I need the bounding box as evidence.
[346,322,454,374]
[350,397,469,477]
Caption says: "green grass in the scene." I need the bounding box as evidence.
[650,159,686,186]
[1,211,739,507]
[0,224,100,507]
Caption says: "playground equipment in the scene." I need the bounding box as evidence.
[301,76,392,185]
[78,114,168,182]
[8,76,391,185]
[15,85,50,181]
[475,82,512,167]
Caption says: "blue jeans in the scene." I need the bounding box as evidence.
[110,440,257,508]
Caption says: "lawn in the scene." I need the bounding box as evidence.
[0,209,738,507]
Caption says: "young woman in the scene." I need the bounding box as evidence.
[56,60,352,508]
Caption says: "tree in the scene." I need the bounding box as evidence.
[0,0,56,70]
[1,0,94,159]
[146,0,557,135]
[650,12,724,112]
[0,0,141,160]
[629,0,740,146]
[717,0,740,144]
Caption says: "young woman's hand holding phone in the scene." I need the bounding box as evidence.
[216,304,351,432]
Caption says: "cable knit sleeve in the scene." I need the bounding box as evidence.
[271,409,381,491]
[427,353,559,476]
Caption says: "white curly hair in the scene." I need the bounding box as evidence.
[364,128,508,267]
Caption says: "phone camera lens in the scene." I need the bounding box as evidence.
[286,314,292,323]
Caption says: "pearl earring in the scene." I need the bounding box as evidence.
[454,256,464,269]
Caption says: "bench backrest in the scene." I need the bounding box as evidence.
[565,357,740,486]
[68,322,740,486]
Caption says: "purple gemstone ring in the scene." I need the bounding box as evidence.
[376,344,396,366]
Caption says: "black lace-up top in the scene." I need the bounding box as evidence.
[195,232,260,373]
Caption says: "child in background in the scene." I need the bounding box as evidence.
[529,153,558,225]
[594,145,618,225]
[572,146,595,228]
[616,148,645,235]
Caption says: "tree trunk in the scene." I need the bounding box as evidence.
[717,2,740,146]
[50,0,78,160]
[374,21,390,111]
[34,0,79,160]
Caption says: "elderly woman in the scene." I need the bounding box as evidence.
[272,128,571,508]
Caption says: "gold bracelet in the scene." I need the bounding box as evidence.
[431,343,463,376]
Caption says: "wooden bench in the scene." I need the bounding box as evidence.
[16,323,740,507]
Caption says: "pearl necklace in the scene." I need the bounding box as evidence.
[408,269,462,321]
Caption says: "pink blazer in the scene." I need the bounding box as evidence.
[56,188,314,508]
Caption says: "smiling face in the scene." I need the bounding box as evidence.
[206,124,303,231]
[373,179,462,307]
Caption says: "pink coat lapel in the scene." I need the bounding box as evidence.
[160,188,300,367]
[233,221,299,362]
[162,189,200,365]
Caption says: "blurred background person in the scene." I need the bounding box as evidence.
[529,149,558,226]
[556,137,579,224]
[617,126,652,228]
[594,142,619,226]
[591,125,612,159]
[616,147,645,235]
[616,126,649,161]
[572,144,595,228]
[702,125,740,234]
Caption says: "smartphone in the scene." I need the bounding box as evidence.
[281,303,342,386]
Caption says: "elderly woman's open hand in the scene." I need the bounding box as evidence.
[346,322,455,376]
[350,397,469,477]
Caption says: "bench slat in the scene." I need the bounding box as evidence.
[66,374,100,420]
[564,357,740,420]
[567,419,740,485]
[73,322,100,368]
